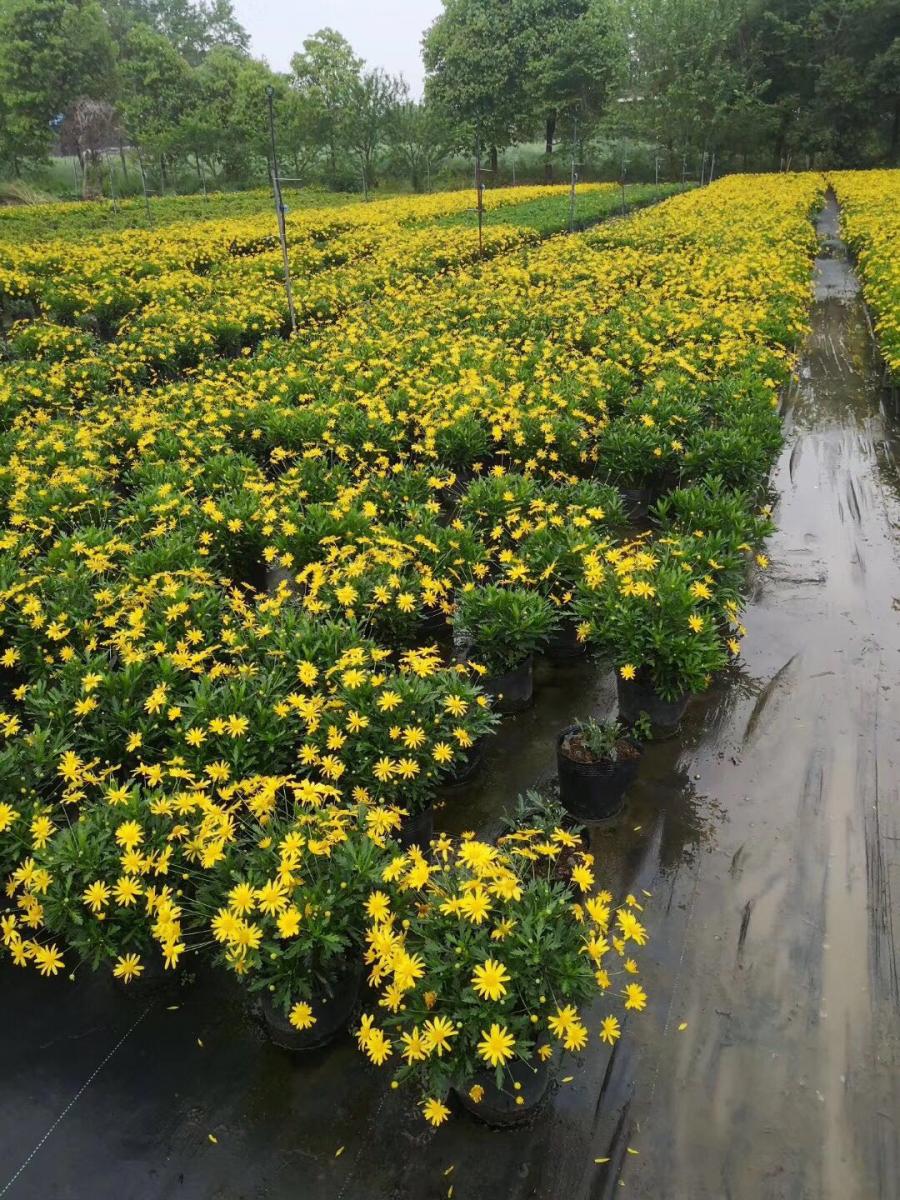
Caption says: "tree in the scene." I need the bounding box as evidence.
[871,35,900,163]
[228,57,290,177]
[0,0,116,166]
[423,0,530,170]
[291,29,362,179]
[804,0,900,165]
[58,97,121,194]
[101,0,248,64]
[617,0,900,170]
[178,42,243,179]
[519,0,622,180]
[344,68,404,192]
[622,0,773,171]
[387,98,453,191]
[118,22,195,186]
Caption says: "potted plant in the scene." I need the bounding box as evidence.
[245,635,497,850]
[196,802,390,1052]
[3,786,195,994]
[458,474,625,665]
[498,789,588,876]
[453,585,559,712]
[574,541,729,736]
[651,475,774,595]
[355,832,649,1128]
[556,714,650,821]
[596,419,677,520]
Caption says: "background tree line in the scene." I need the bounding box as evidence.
[0,0,897,200]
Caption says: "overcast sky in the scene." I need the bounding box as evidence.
[231,1,444,94]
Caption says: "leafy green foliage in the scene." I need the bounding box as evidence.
[455,584,559,674]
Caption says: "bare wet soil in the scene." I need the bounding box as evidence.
[1,195,898,1200]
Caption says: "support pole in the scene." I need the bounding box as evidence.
[138,153,152,225]
[106,152,119,214]
[266,85,297,336]
[568,114,578,233]
[620,155,627,217]
[475,132,484,258]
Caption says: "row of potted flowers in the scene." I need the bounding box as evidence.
[1,770,648,1128]
[0,177,822,1129]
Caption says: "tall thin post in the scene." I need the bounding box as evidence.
[708,152,716,184]
[107,153,119,215]
[475,132,484,258]
[568,114,578,233]
[681,154,687,184]
[138,153,152,225]
[266,85,297,336]
[511,159,516,186]
[620,155,627,216]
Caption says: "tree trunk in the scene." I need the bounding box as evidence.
[118,142,129,180]
[160,156,168,191]
[889,99,899,164]
[490,144,498,177]
[544,113,556,183]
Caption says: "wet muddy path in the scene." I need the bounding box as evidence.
[2,196,899,1200]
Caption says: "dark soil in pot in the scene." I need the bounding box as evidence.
[557,725,642,821]
[260,958,363,1052]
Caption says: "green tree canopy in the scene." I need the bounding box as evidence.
[0,0,116,166]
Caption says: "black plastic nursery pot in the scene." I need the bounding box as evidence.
[419,606,449,642]
[620,485,654,522]
[483,655,534,714]
[543,618,587,664]
[616,674,689,738]
[397,803,434,851]
[454,1054,551,1127]
[556,725,642,822]
[441,736,488,787]
[260,959,363,1052]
